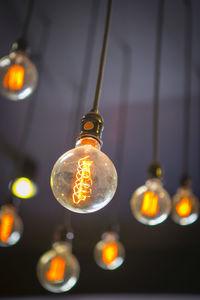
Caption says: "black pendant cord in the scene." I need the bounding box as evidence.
[91,0,112,113]
[152,0,165,162]
[182,0,192,176]
[21,0,35,40]
[72,0,100,139]
[107,42,132,232]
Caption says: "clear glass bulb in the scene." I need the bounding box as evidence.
[37,241,80,293]
[0,204,23,247]
[94,232,125,270]
[51,137,117,214]
[0,50,38,100]
[171,187,199,225]
[130,178,171,225]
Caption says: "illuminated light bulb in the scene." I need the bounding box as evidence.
[37,241,80,293]
[51,136,117,214]
[171,186,199,226]
[0,204,23,247]
[0,48,38,101]
[130,178,171,226]
[94,232,125,270]
[10,177,37,199]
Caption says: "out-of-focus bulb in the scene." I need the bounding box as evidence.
[171,187,199,225]
[94,232,125,270]
[130,178,171,225]
[37,241,80,293]
[51,137,117,213]
[10,177,38,199]
[0,204,23,247]
[0,50,38,100]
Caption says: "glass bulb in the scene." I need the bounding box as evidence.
[171,187,199,225]
[94,232,125,270]
[130,178,171,225]
[51,137,117,214]
[10,177,38,199]
[0,50,38,100]
[37,241,80,293]
[0,204,23,247]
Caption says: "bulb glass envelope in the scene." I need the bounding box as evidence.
[94,232,125,270]
[0,50,38,100]
[130,178,171,225]
[10,177,38,199]
[0,204,23,247]
[37,241,80,293]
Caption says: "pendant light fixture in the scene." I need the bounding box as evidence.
[0,0,38,101]
[171,0,199,226]
[51,0,117,214]
[37,225,80,293]
[0,196,23,247]
[130,0,171,226]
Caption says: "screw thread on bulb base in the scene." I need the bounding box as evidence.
[77,111,104,146]
[147,161,162,179]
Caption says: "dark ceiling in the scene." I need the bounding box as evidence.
[0,0,200,297]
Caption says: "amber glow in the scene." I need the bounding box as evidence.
[176,197,192,217]
[3,65,24,90]
[0,214,14,242]
[73,156,93,204]
[46,257,66,281]
[141,191,159,217]
[102,242,118,265]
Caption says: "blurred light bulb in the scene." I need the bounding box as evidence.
[37,241,80,293]
[51,137,117,213]
[171,187,199,225]
[94,232,125,270]
[10,177,37,199]
[0,50,38,100]
[0,204,23,247]
[130,178,171,225]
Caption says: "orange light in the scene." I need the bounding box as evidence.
[73,156,93,204]
[141,191,159,217]
[3,65,24,90]
[102,242,118,265]
[46,257,66,281]
[176,197,192,218]
[0,214,14,242]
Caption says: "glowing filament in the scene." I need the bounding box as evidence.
[46,257,66,281]
[73,156,93,204]
[176,197,192,218]
[102,242,118,265]
[141,191,159,217]
[3,65,24,90]
[0,214,14,242]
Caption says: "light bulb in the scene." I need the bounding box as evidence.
[0,50,38,100]
[130,178,171,225]
[0,204,23,247]
[51,137,117,213]
[37,241,80,293]
[10,177,38,199]
[94,232,125,270]
[171,187,199,225]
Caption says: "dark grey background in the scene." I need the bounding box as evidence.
[0,0,200,297]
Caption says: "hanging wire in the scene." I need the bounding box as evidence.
[91,0,112,113]
[152,0,165,162]
[21,0,35,40]
[182,0,192,175]
[107,42,132,231]
[63,0,100,233]
[72,0,100,139]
